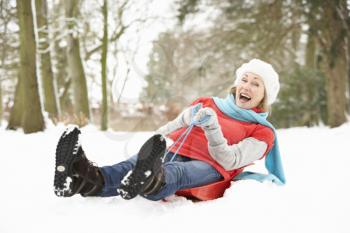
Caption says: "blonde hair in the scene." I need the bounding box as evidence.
[229,86,269,112]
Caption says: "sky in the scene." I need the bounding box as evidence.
[1,0,218,105]
[109,0,178,104]
[107,0,220,104]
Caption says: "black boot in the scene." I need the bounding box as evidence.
[117,134,166,200]
[54,126,104,197]
[141,168,166,196]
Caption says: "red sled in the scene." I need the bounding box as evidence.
[175,169,243,201]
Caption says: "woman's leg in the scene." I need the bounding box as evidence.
[143,159,223,201]
[97,155,137,197]
[96,144,176,198]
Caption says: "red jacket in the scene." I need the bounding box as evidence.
[168,97,275,200]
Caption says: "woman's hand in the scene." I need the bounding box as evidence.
[193,107,219,130]
[182,107,193,126]
[155,106,193,136]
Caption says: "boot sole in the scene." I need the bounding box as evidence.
[54,126,82,197]
[118,134,166,200]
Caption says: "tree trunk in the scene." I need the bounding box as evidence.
[346,6,350,113]
[0,81,2,126]
[305,29,316,68]
[51,1,71,115]
[17,0,45,133]
[348,33,350,112]
[321,2,347,127]
[101,0,108,130]
[1,1,8,127]
[300,29,317,126]
[324,59,347,127]
[7,76,24,130]
[65,0,90,122]
[35,0,60,119]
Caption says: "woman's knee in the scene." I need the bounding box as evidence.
[163,162,203,189]
[163,162,186,182]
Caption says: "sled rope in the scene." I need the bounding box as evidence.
[164,103,210,162]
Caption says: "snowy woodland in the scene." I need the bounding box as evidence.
[1,0,350,233]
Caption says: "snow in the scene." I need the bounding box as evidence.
[145,170,151,177]
[0,123,349,233]
[54,176,73,197]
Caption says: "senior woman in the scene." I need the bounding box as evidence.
[54,58,285,201]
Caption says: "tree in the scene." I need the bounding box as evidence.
[7,76,23,130]
[100,0,108,130]
[65,0,90,122]
[312,0,347,127]
[50,1,72,116]
[0,0,7,126]
[168,0,348,127]
[1,0,18,127]
[0,79,2,126]
[142,30,211,110]
[16,0,45,133]
[270,66,327,128]
[81,0,152,129]
[35,0,60,119]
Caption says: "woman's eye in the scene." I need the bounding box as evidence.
[252,82,259,87]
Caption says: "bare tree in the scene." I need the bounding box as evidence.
[65,0,90,122]
[81,0,155,129]
[16,0,45,133]
[35,0,60,119]
[50,1,72,116]
[317,1,347,127]
[1,0,17,127]
[100,0,108,130]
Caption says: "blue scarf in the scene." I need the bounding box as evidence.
[213,94,286,185]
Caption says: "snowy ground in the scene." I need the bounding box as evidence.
[0,122,349,233]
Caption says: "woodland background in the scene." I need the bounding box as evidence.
[0,0,349,134]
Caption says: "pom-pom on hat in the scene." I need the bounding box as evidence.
[234,59,280,105]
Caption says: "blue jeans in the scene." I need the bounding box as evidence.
[97,152,223,201]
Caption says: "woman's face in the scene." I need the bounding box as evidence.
[235,72,265,109]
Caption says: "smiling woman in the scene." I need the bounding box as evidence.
[235,72,266,108]
[232,87,268,110]
[53,58,285,201]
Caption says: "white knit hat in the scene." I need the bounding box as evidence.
[234,58,280,105]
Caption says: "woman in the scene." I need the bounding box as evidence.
[54,58,285,201]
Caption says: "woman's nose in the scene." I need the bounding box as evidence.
[241,82,251,90]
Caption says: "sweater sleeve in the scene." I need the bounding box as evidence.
[156,106,193,136]
[204,125,272,170]
[156,97,206,136]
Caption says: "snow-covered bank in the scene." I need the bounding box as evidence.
[0,123,349,233]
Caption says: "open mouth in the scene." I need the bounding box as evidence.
[239,93,251,103]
